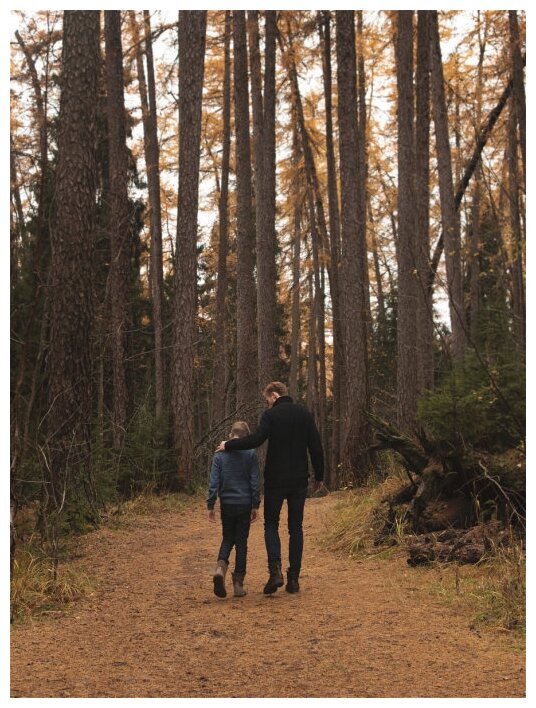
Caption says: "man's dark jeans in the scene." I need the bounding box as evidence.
[218,503,252,574]
[264,484,308,577]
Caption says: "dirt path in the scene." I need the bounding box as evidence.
[10,494,525,698]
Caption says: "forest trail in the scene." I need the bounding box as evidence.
[11,494,525,698]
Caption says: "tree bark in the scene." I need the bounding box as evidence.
[46,10,100,515]
[248,10,278,388]
[319,11,344,477]
[356,11,371,344]
[130,11,166,419]
[395,11,418,429]
[509,11,526,190]
[289,119,302,401]
[212,11,232,426]
[233,11,258,417]
[145,11,166,418]
[429,10,467,359]
[469,13,487,340]
[336,10,371,482]
[105,11,132,448]
[172,10,207,487]
[415,11,434,392]
[508,102,525,347]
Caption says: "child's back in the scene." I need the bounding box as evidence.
[207,421,260,598]
[209,449,259,508]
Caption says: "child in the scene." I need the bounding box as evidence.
[207,421,260,598]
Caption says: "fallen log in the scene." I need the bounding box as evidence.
[406,522,513,566]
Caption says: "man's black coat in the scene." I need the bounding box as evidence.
[224,396,324,489]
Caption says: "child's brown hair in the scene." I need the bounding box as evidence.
[229,421,250,438]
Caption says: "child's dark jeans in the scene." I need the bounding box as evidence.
[218,503,252,573]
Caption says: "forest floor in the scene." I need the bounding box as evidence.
[10,492,525,698]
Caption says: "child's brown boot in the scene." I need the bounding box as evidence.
[213,559,228,597]
[232,571,247,597]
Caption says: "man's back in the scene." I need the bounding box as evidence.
[225,395,324,488]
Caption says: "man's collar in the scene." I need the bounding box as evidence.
[273,395,293,407]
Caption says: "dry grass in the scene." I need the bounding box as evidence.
[11,540,94,622]
[322,475,407,557]
[102,486,196,528]
[430,540,525,634]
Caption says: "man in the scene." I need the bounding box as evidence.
[216,381,324,594]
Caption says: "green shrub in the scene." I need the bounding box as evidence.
[417,350,525,453]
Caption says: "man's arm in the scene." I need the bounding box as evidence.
[207,454,222,510]
[307,413,325,482]
[224,411,271,451]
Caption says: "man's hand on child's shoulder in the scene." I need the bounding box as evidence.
[215,440,227,452]
[208,509,216,523]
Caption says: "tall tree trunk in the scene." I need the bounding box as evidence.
[212,11,232,426]
[289,120,302,401]
[10,135,26,283]
[429,10,467,358]
[395,11,418,429]
[105,11,132,448]
[319,11,344,477]
[509,11,526,190]
[336,10,371,482]
[508,102,525,347]
[369,213,386,326]
[46,10,100,517]
[415,10,434,391]
[356,11,371,343]
[263,10,278,380]
[306,270,319,419]
[248,10,278,388]
[172,10,207,487]
[233,11,258,417]
[130,11,166,419]
[469,13,487,340]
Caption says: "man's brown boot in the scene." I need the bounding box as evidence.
[232,571,247,597]
[263,561,284,594]
[213,559,228,598]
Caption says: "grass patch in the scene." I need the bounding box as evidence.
[10,539,94,623]
[102,485,197,529]
[429,541,525,635]
[322,475,408,557]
